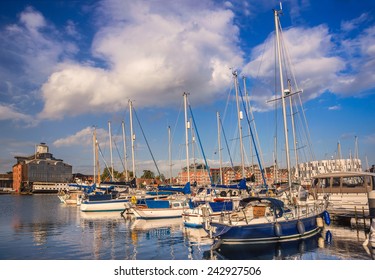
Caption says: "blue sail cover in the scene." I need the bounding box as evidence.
[145,200,170,209]
[212,178,247,190]
[157,182,191,194]
[81,184,96,194]
[208,201,233,212]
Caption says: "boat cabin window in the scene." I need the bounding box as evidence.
[364,176,372,188]
[197,188,205,194]
[342,176,364,188]
[317,178,330,188]
[332,177,340,188]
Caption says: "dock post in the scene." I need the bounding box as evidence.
[355,206,359,236]
[362,206,367,238]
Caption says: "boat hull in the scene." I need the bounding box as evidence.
[208,214,322,245]
[183,201,234,228]
[132,207,185,219]
[183,211,231,228]
[80,199,129,212]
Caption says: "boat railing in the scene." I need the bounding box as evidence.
[208,196,326,226]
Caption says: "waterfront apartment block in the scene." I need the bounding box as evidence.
[297,158,362,185]
[176,159,362,187]
[0,173,12,189]
[177,164,287,186]
[12,143,72,193]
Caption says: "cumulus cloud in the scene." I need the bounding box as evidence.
[2,0,375,122]
[19,6,46,31]
[53,126,108,147]
[242,24,345,110]
[242,19,375,110]
[39,0,243,119]
[0,6,78,114]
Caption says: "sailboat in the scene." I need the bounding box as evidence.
[80,109,163,212]
[182,81,254,228]
[79,127,134,212]
[183,81,260,228]
[124,94,193,219]
[203,6,329,246]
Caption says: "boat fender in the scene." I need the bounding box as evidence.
[130,196,137,204]
[297,220,305,235]
[325,230,332,244]
[318,237,325,248]
[299,240,306,254]
[274,222,282,237]
[323,211,331,225]
[316,217,324,228]
[275,244,282,258]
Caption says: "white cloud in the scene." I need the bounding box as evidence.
[0,104,36,126]
[341,13,369,32]
[332,25,375,96]
[0,5,78,115]
[65,20,79,38]
[328,105,341,111]
[2,1,375,122]
[53,126,108,147]
[242,20,375,110]
[38,0,243,119]
[19,6,46,31]
[242,25,346,110]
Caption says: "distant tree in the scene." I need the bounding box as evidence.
[141,170,155,179]
[101,167,122,181]
[119,170,134,181]
[156,173,166,182]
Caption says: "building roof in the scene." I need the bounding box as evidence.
[312,171,375,178]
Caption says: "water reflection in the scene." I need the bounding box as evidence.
[320,225,374,260]
[183,227,213,260]
[125,216,185,260]
[205,234,322,260]
[79,211,129,260]
[0,195,373,260]
[203,223,374,260]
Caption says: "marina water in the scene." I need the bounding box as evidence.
[0,194,372,260]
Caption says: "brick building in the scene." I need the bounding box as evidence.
[12,143,72,193]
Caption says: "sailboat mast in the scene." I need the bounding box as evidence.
[183,92,190,182]
[108,121,114,180]
[243,76,254,174]
[274,8,292,189]
[93,128,96,184]
[168,125,172,184]
[93,127,101,184]
[287,79,299,179]
[129,100,136,179]
[217,112,223,184]
[191,117,197,183]
[122,120,129,181]
[273,136,278,183]
[354,136,359,160]
[233,71,245,178]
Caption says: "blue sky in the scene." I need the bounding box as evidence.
[0,0,374,178]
